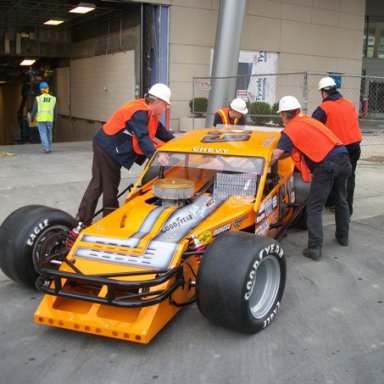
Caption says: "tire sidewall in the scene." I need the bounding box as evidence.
[240,240,286,332]
[0,206,76,288]
[197,232,286,334]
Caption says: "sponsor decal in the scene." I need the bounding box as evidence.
[272,195,278,208]
[255,219,269,236]
[27,219,49,246]
[261,136,275,147]
[198,230,212,245]
[191,147,229,154]
[213,223,231,237]
[264,197,273,216]
[272,211,279,224]
[256,212,266,223]
[161,214,194,233]
[120,214,127,228]
[233,215,248,228]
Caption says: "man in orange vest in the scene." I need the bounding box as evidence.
[76,83,174,224]
[270,96,352,261]
[313,77,362,215]
[213,98,248,126]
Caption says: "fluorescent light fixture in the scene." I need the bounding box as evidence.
[44,19,64,26]
[20,59,36,66]
[0,81,6,84]
[69,2,96,14]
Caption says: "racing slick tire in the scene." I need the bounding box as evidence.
[0,205,76,289]
[196,231,286,334]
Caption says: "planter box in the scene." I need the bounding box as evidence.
[179,117,207,132]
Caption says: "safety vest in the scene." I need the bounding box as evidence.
[283,113,342,182]
[320,98,362,145]
[217,107,239,125]
[36,94,56,122]
[103,99,159,155]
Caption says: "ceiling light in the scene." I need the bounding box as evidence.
[69,2,96,14]
[0,81,6,84]
[44,19,64,26]
[20,59,36,66]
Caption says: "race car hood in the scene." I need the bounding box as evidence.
[158,127,282,158]
[71,193,226,271]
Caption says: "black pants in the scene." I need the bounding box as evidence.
[326,143,361,215]
[307,154,352,249]
[76,141,121,224]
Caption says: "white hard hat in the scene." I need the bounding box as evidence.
[318,77,337,90]
[277,96,301,113]
[148,83,171,105]
[230,98,248,114]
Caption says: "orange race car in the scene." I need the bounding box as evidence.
[0,127,309,344]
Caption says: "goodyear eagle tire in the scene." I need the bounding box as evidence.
[0,205,76,289]
[196,231,286,333]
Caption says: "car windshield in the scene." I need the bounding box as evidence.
[143,152,265,199]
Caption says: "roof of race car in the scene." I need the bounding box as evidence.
[159,127,282,158]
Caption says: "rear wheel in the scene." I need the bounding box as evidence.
[0,205,76,289]
[196,231,286,333]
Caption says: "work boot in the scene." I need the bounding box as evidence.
[302,247,322,261]
[335,235,348,246]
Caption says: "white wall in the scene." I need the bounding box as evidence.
[69,51,136,122]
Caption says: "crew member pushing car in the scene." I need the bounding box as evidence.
[76,83,175,224]
[270,96,352,261]
[312,77,362,215]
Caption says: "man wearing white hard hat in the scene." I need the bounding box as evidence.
[213,98,248,127]
[270,96,352,261]
[312,77,362,216]
[76,83,174,224]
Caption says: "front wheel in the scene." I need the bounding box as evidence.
[0,205,76,289]
[196,231,286,333]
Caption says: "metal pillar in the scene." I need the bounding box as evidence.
[205,0,247,126]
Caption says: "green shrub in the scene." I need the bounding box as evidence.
[248,101,272,125]
[189,97,208,117]
[271,102,284,127]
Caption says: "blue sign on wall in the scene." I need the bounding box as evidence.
[328,73,342,88]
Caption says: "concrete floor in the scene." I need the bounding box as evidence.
[0,141,383,384]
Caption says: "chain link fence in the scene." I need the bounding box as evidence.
[191,72,384,162]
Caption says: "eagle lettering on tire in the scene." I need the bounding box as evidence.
[197,231,286,334]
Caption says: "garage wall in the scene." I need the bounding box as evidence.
[55,51,135,141]
[70,51,135,121]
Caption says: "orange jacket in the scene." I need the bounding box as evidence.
[103,99,159,155]
[320,98,362,145]
[217,107,240,126]
[283,113,342,182]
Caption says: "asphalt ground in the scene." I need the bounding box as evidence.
[0,141,383,384]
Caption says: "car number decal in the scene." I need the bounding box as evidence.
[201,130,252,143]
